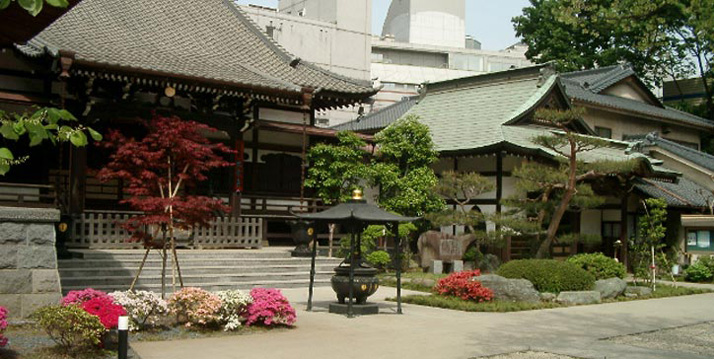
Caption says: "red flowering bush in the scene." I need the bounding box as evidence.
[0,306,8,347]
[245,288,296,327]
[62,288,110,306]
[434,270,494,302]
[81,296,127,329]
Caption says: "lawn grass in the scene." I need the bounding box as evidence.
[377,272,446,293]
[386,283,712,313]
[387,295,564,312]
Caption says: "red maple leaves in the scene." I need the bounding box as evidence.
[97,114,234,242]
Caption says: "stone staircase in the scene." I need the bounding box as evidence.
[58,248,343,294]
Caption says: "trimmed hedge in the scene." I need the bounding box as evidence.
[567,252,626,279]
[496,259,595,293]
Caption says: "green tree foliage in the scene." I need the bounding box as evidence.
[371,115,445,217]
[0,107,100,175]
[427,170,497,250]
[513,0,714,119]
[501,108,637,258]
[0,0,68,16]
[631,198,669,286]
[305,131,368,204]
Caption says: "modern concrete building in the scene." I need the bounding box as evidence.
[241,0,374,126]
[371,0,531,111]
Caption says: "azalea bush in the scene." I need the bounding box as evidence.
[109,290,168,331]
[0,306,8,348]
[433,270,493,302]
[81,296,127,330]
[216,290,253,331]
[245,288,296,327]
[61,288,110,306]
[32,305,106,354]
[168,287,222,328]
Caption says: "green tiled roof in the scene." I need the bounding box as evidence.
[405,67,557,153]
[399,64,678,173]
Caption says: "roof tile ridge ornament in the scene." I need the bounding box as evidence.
[537,62,557,87]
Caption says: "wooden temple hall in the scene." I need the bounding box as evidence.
[0,0,377,248]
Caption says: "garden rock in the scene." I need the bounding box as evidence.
[556,291,601,305]
[476,274,540,303]
[595,277,627,299]
[625,286,652,297]
[540,292,556,302]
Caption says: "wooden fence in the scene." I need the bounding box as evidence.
[69,210,263,249]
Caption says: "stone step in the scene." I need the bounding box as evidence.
[60,270,335,287]
[58,257,343,269]
[62,278,334,294]
[67,249,294,260]
[58,264,340,277]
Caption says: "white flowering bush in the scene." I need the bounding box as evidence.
[109,290,168,331]
[216,290,252,331]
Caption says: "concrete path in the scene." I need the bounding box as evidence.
[131,287,714,359]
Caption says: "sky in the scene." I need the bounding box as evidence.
[235,0,531,50]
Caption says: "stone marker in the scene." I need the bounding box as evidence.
[540,292,557,302]
[452,260,463,272]
[417,230,472,271]
[557,291,602,305]
[595,277,627,299]
[431,260,443,274]
[476,274,540,303]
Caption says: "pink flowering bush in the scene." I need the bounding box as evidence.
[82,296,127,329]
[434,270,494,302]
[0,306,8,348]
[62,288,110,306]
[168,287,222,328]
[245,288,296,327]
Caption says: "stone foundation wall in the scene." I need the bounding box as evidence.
[0,207,61,320]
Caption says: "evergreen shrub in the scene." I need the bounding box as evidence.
[567,252,626,279]
[496,259,595,293]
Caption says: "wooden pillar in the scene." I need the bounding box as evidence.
[251,106,260,193]
[68,146,87,214]
[496,151,508,260]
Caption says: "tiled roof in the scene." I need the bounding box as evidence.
[634,177,712,209]
[17,0,376,106]
[405,65,558,153]
[332,97,419,132]
[629,133,714,172]
[561,65,714,130]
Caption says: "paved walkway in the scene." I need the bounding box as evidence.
[131,287,714,359]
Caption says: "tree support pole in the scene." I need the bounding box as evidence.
[393,222,403,314]
[307,226,318,311]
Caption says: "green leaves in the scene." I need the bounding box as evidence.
[17,0,42,16]
[69,130,88,147]
[0,0,69,16]
[0,107,100,175]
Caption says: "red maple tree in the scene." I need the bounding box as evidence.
[97,113,234,243]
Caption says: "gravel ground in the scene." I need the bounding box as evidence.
[608,321,714,357]
[473,351,581,359]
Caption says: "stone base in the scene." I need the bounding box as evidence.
[328,303,379,315]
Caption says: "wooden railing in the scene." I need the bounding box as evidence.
[241,194,328,217]
[69,210,263,249]
[0,182,57,207]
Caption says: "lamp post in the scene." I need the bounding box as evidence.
[118,316,129,359]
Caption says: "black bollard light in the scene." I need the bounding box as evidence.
[118,316,129,359]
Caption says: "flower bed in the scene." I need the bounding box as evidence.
[1,287,296,358]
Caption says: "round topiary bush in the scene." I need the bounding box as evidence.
[684,261,713,282]
[567,252,626,279]
[496,259,596,293]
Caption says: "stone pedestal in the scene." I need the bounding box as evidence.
[431,260,443,274]
[0,207,61,320]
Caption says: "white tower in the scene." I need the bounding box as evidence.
[382,0,466,48]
